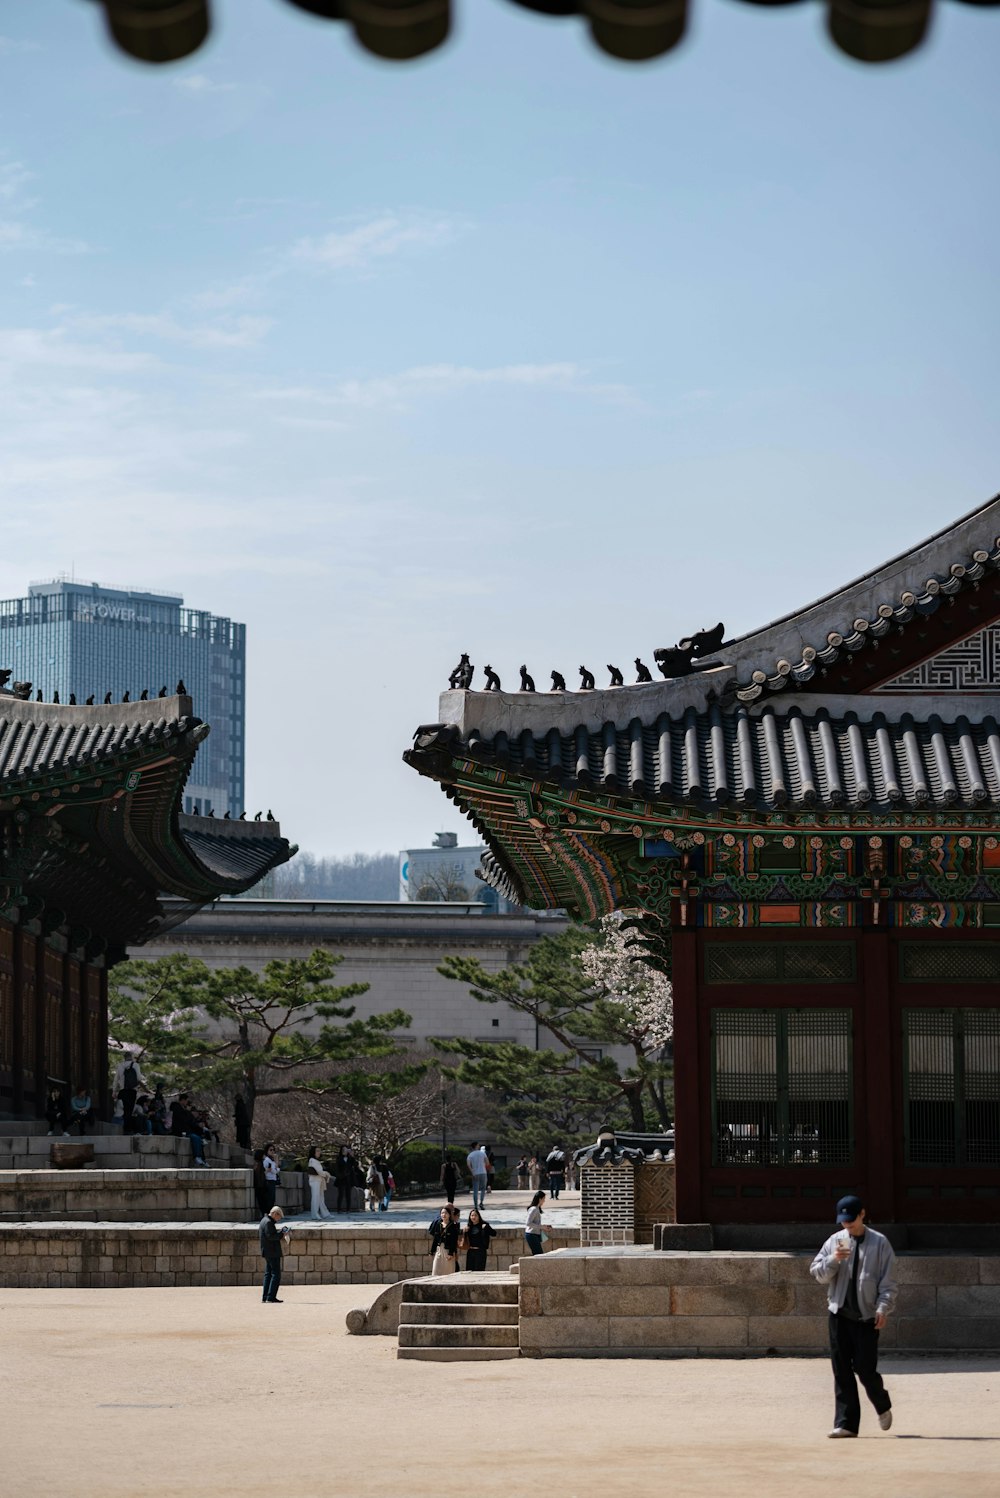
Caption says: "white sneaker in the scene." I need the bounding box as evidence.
[828,1428,857,1438]
[879,1410,893,1431]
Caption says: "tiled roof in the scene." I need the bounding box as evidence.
[0,698,200,785]
[179,817,293,888]
[83,0,998,67]
[409,700,1000,814]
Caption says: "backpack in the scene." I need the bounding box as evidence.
[123,1064,138,1089]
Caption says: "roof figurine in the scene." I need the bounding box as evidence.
[483,665,502,691]
[551,671,567,692]
[519,666,536,693]
[608,665,624,686]
[634,658,653,683]
[448,654,474,691]
[579,666,595,690]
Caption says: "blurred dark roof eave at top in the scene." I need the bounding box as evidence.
[83,0,1000,73]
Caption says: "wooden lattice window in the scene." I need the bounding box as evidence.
[705,942,855,985]
[903,1009,1000,1167]
[711,1008,854,1167]
[900,944,1000,984]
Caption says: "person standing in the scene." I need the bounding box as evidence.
[528,1154,542,1192]
[259,1206,289,1303]
[466,1141,490,1212]
[262,1143,280,1208]
[439,1155,462,1204]
[365,1159,384,1213]
[464,1207,496,1271]
[334,1147,353,1213]
[524,1191,550,1255]
[112,1053,145,1135]
[307,1145,332,1219]
[428,1204,460,1275]
[380,1162,394,1212]
[516,1155,529,1190]
[810,1195,897,1439]
[545,1143,567,1200]
[252,1149,270,1219]
[233,1094,251,1150]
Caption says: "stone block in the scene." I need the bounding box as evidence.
[895,1256,979,1285]
[520,1287,541,1316]
[585,1256,673,1287]
[937,1285,1000,1317]
[896,1317,1000,1350]
[895,1284,937,1317]
[520,1315,609,1349]
[655,1224,713,1251]
[748,1316,826,1350]
[542,1285,675,1318]
[657,1255,772,1286]
[609,1316,748,1350]
[978,1259,1000,1284]
[518,1254,587,1288]
[674,1285,795,1317]
[768,1254,816,1284]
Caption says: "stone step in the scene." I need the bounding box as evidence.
[399,1301,518,1326]
[396,1347,521,1362]
[404,1277,517,1305]
[398,1323,519,1350]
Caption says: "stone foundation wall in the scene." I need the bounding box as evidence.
[0,1224,578,1287]
[0,1135,250,1172]
[0,1169,252,1223]
[518,1248,1000,1356]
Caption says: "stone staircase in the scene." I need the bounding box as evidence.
[397,1271,520,1361]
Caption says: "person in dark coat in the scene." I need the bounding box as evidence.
[233,1094,251,1149]
[259,1206,289,1303]
[464,1207,496,1271]
[439,1155,462,1204]
[334,1146,354,1213]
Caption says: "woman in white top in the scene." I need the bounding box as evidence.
[525,1191,549,1255]
[307,1145,332,1219]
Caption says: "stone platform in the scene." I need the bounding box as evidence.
[0,1168,252,1223]
[0,1134,249,1172]
[517,1246,1000,1357]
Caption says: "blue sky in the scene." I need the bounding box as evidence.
[0,0,997,855]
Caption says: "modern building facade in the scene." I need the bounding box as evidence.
[0,579,245,816]
[406,494,1000,1228]
[399,831,516,912]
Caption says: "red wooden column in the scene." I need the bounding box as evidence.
[671,924,703,1223]
[859,926,895,1221]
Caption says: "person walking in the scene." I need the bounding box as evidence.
[380,1163,394,1212]
[546,1143,567,1200]
[466,1141,490,1213]
[810,1195,897,1439]
[365,1159,384,1213]
[112,1052,145,1135]
[258,1205,289,1303]
[439,1155,462,1204]
[334,1147,353,1213]
[307,1145,332,1219]
[428,1204,460,1275]
[525,1191,550,1256]
[262,1143,280,1207]
[464,1207,496,1271]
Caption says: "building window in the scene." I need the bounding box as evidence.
[705,942,855,985]
[711,1008,854,1167]
[903,1009,1000,1167]
[900,944,1000,984]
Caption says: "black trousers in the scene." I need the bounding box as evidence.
[829,1312,891,1433]
[336,1181,351,1212]
[262,1256,282,1302]
[120,1088,137,1132]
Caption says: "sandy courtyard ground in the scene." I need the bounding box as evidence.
[4,1284,998,1498]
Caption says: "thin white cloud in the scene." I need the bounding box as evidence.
[0,327,154,372]
[258,361,636,411]
[0,161,33,200]
[290,213,463,272]
[0,36,40,55]
[173,74,236,95]
[71,310,272,350]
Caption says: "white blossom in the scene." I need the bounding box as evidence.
[578,912,673,1052]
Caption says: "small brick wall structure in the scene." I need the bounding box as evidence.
[517,1247,1000,1356]
[0,1224,579,1287]
[580,1161,635,1246]
[580,1160,676,1246]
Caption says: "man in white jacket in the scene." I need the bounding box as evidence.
[810,1194,897,1439]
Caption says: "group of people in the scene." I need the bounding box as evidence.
[513,1146,573,1197]
[428,1204,497,1273]
[45,1071,215,1167]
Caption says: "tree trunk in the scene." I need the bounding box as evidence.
[623,1080,647,1131]
[647,1072,673,1130]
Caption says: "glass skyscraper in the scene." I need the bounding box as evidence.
[0,578,245,816]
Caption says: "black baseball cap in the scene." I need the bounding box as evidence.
[836,1194,865,1223]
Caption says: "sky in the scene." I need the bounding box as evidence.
[0,0,997,858]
